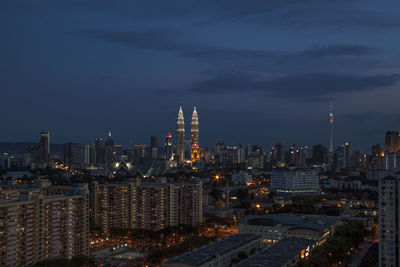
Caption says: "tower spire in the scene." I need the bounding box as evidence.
[177,106,185,164]
[329,103,334,153]
[191,106,200,164]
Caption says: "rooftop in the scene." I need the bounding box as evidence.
[162,234,260,266]
[236,238,315,267]
[240,214,340,233]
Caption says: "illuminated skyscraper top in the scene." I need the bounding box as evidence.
[329,103,334,153]
[177,106,185,163]
[191,106,199,144]
[191,106,200,163]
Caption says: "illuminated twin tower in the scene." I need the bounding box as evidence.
[176,106,200,164]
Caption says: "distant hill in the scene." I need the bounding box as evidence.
[0,142,65,155]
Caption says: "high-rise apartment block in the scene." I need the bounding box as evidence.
[92,179,202,232]
[379,175,400,266]
[385,131,400,153]
[0,181,89,266]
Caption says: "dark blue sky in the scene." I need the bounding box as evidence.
[2,0,400,152]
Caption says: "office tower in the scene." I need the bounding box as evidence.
[151,136,158,159]
[165,133,173,160]
[335,142,352,168]
[177,106,185,163]
[328,103,334,153]
[238,145,246,164]
[379,175,400,266]
[64,143,90,167]
[95,137,105,165]
[0,153,10,169]
[134,144,146,159]
[39,131,50,162]
[312,144,328,165]
[246,144,251,158]
[214,141,224,159]
[270,167,319,196]
[275,141,286,164]
[104,131,115,164]
[0,182,89,266]
[105,131,114,147]
[294,147,306,167]
[89,144,96,165]
[190,106,200,163]
[385,131,400,153]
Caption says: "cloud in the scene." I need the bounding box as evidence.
[73,28,194,52]
[74,28,382,73]
[200,0,400,31]
[189,72,400,100]
[301,45,378,58]
[64,0,400,31]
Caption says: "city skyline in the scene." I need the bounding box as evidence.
[2,1,400,151]
[0,104,398,154]
[1,1,396,266]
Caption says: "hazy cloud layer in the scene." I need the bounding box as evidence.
[190,72,400,99]
[1,0,400,150]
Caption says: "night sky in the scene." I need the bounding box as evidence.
[2,0,400,152]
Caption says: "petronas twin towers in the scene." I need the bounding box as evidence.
[176,106,200,164]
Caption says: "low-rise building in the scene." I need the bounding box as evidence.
[239,214,340,245]
[232,172,252,184]
[161,234,262,267]
[236,238,315,267]
[330,179,362,191]
[271,168,319,196]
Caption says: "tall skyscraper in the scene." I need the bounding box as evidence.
[165,133,173,160]
[335,142,352,168]
[379,175,400,266]
[151,136,158,159]
[312,144,328,165]
[177,106,185,163]
[39,131,50,162]
[191,106,200,163]
[104,131,115,164]
[134,144,147,159]
[95,137,104,165]
[328,103,334,153]
[275,141,286,164]
[64,143,90,167]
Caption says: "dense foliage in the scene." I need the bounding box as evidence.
[297,220,368,267]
